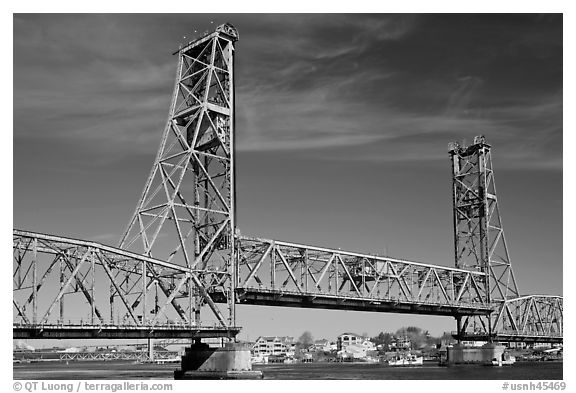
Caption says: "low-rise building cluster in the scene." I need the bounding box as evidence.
[249,332,378,363]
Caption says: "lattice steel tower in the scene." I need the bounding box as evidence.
[119,23,239,328]
[449,135,520,337]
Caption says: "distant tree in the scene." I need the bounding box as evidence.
[405,326,422,335]
[371,326,456,351]
[372,331,393,351]
[298,331,314,346]
[396,326,429,349]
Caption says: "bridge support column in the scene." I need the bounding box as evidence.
[174,342,262,380]
[455,316,462,344]
[446,343,505,365]
[148,339,154,361]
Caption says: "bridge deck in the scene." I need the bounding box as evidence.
[453,332,563,344]
[13,323,240,339]
[212,288,492,317]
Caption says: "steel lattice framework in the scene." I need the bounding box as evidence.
[449,135,519,302]
[118,23,239,330]
[13,230,239,339]
[225,236,492,316]
[13,23,562,343]
[449,137,561,341]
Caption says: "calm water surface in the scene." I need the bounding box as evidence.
[255,361,562,380]
[13,361,562,380]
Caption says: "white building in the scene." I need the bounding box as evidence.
[393,336,411,349]
[361,339,376,351]
[337,332,361,350]
[312,339,333,352]
[337,333,375,358]
[251,336,296,357]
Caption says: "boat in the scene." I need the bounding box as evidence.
[491,354,516,366]
[388,353,423,366]
[250,355,269,364]
[154,357,181,364]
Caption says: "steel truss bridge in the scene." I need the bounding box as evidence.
[14,23,562,344]
[16,350,181,363]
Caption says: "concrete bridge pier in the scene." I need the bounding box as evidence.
[174,341,263,380]
[148,339,154,361]
[446,343,505,365]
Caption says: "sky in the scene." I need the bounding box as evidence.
[13,14,563,343]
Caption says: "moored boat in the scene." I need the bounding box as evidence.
[388,354,423,366]
[491,354,516,366]
[250,355,269,364]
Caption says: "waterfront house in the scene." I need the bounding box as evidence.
[336,333,375,359]
[337,332,362,350]
[394,336,411,349]
[251,336,296,358]
[312,339,332,352]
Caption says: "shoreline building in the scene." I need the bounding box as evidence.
[337,333,374,351]
[337,333,376,360]
[392,335,412,350]
[312,339,336,352]
[251,336,296,358]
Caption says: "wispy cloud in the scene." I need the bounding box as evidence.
[14,14,562,172]
[231,14,561,171]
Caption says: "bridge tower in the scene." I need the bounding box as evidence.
[449,135,520,339]
[119,23,239,330]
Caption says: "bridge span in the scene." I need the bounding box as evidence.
[13,22,562,345]
[224,235,492,317]
[13,228,561,343]
[13,228,490,340]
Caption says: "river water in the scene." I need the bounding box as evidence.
[14,360,562,380]
[255,361,563,380]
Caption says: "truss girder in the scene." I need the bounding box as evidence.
[13,229,239,338]
[234,236,492,315]
[455,295,563,342]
